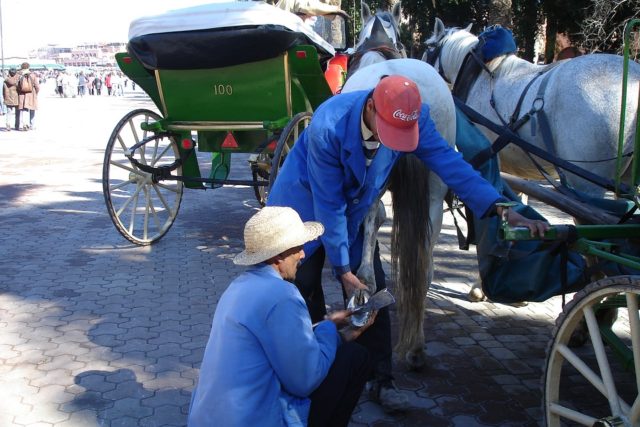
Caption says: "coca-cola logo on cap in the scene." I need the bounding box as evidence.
[392,109,419,122]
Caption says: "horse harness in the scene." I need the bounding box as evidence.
[426,35,569,186]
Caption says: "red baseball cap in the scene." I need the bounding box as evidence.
[372,75,421,152]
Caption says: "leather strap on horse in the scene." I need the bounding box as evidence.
[452,42,496,102]
[528,64,571,187]
[444,190,474,250]
[454,97,631,194]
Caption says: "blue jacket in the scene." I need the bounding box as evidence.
[188,264,341,427]
[268,90,502,274]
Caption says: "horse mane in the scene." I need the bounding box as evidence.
[434,29,478,85]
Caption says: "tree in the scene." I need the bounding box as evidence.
[487,0,513,28]
[510,0,540,61]
[579,0,640,56]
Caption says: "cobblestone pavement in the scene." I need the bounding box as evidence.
[0,84,583,426]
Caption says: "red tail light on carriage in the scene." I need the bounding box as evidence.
[221,132,239,149]
[181,138,194,150]
[295,50,307,59]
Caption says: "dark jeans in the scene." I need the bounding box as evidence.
[295,244,393,380]
[309,341,371,427]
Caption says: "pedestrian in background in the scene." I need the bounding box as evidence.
[0,71,6,117]
[56,72,64,97]
[77,72,87,97]
[17,62,40,131]
[105,72,112,96]
[93,74,103,96]
[2,68,19,131]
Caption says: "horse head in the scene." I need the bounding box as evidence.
[423,18,475,85]
[350,2,406,73]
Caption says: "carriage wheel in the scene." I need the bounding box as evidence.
[543,276,640,426]
[103,109,183,245]
[268,112,312,192]
[251,148,272,207]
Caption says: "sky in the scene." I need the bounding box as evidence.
[0,0,221,57]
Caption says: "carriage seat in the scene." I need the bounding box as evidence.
[127,1,335,71]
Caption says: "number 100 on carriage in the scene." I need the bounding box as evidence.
[213,84,233,95]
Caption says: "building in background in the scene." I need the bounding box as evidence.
[35,42,126,68]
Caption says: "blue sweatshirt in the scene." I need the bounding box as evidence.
[268,90,502,274]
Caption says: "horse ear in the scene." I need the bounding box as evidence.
[434,17,445,37]
[361,2,372,23]
[391,2,402,26]
[464,22,473,32]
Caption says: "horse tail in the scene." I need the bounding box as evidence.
[388,154,432,364]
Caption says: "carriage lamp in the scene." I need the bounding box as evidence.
[181,138,194,150]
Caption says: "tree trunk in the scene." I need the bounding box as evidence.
[545,17,557,63]
[487,0,513,27]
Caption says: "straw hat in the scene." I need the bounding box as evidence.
[233,207,324,265]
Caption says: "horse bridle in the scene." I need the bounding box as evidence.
[355,16,406,56]
[424,37,450,84]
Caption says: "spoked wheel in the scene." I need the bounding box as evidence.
[543,276,640,426]
[103,109,183,245]
[268,112,312,191]
[250,146,274,207]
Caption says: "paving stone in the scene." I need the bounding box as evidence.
[0,91,608,427]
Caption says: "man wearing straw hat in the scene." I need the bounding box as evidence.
[188,206,376,427]
[267,75,548,411]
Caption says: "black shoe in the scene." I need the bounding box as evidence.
[368,379,410,412]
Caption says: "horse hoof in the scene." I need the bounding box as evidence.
[468,287,486,302]
[404,348,427,371]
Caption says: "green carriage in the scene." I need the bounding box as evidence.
[102,1,348,245]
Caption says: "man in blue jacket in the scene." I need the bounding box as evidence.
[267,75,548,411]
[188,206,376,427]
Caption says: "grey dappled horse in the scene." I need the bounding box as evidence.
[424,18,640,302]
[345,3,456,369]
[424,18,640,198]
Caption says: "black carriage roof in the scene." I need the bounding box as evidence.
[127,1,335,70]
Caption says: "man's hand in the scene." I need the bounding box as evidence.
[324,309,352,327]
[339,310,378,342]
[499,207,550,238]
[340,271,368,297]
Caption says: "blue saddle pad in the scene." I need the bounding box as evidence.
[478,25,517,62]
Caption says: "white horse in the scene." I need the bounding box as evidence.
[424,18,640,302]
[343,3,456,369]
[347,2,406,72]
[424,18,640,198]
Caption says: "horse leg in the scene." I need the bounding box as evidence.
[468,279,487,302]
[357,197,387,294]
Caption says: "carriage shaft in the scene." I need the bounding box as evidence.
[501,224,640,242]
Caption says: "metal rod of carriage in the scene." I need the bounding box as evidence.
[499,224,640,271]
[163,176,269,186]
[454,97,632,195]
[617,18,640,195]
